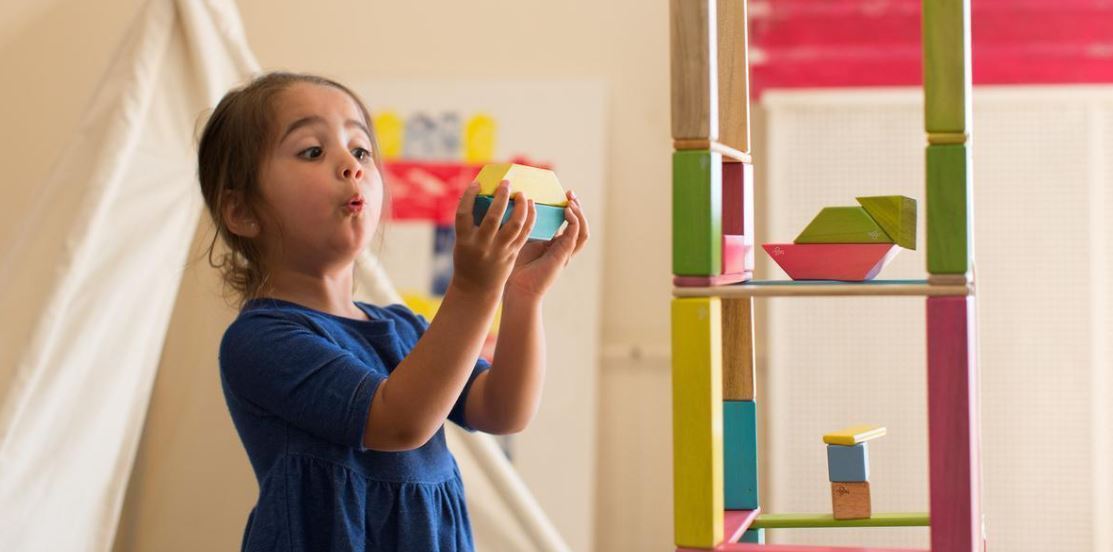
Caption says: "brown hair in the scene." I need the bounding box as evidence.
[196,71,382,310]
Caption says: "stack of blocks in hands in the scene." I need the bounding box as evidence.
[824,424,886,520]
[472,163,568,241]
[763,196,917,281]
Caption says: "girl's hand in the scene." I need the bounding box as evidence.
[451,180,537,298]
[504,190,589,302]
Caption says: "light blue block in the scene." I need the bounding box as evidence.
[472,195,567,241]
[741,529,765,544]
[827,443,869,482]
[724,400,759,509]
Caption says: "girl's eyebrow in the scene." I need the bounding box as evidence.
[280,115,372,143]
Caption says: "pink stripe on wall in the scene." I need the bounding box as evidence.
[750,0,1113,95]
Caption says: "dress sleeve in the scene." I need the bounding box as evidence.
[382,304,491,432]
[219,313,383,448]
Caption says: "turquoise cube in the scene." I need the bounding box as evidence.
[472,195,567,241]
[741,529,765,544]
[827,443,869,482]
[724,400,759,509]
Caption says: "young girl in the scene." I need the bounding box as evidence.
[197,71,588,552]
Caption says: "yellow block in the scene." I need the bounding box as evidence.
[373,112,405,160]
[464,114,497,163]
[823,424,887,446]
[474,163,567,207]
[672,297,723,548]
[402,291,501,333]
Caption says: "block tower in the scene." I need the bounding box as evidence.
[668,0,982,550]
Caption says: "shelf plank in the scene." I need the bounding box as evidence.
[673,279,972,298]
[750,512,929,529]
[692,544,927,552]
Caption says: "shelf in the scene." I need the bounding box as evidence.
[750,513,930,529]
[685,544,927,552]
[673,279,972,298]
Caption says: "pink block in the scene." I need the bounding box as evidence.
[927,296,982,552]
[724,509,760,544]
[722,235,754,275]
[674,272,752,287]
[698,545,927,551]
[762,243,900,281]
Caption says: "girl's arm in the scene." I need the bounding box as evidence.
[361,181,536,451]
[465,191,590,434]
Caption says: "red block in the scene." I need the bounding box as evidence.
[762,243,900,281]
[722,162,755,273]
[722,235,753,275]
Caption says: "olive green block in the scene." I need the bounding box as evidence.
[794,207,893,244]
[856,195,917,250]
[926,144,972,274]
[673,150,723,276]
[923,0,972,132]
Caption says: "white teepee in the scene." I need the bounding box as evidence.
[0,1,567,550]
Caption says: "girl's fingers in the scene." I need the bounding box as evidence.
[512,199,538,248]
[455,182,481,238]
[569,193,590,255]
[498,190,529,247]
[478,180,511,242]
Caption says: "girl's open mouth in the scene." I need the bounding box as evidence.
[346,194,365,214]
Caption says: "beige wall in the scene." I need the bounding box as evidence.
[1,0,684,550]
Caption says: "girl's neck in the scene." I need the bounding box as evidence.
[260,262,367,320]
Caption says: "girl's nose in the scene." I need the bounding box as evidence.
[341,162,363,181]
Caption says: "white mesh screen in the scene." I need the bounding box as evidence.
[758,86,1113,551]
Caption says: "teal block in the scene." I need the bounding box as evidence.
[923,0,971,132]
[472,196,567,241]
[827,443,870,482]
[723,400,758,509]
[926,144,973,273]
[741,529,765,544]
[673,150,723,276]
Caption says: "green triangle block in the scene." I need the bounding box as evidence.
[794,206,894,244]
[857,196,917,250]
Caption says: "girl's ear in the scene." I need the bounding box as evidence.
[222,189,260,239]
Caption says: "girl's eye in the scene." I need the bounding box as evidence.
[352,147,371,161]
[298,146,323,160]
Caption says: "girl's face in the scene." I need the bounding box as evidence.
[256,82,383,272]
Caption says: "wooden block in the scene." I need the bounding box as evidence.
[724,401,759,509]
[675,139,752,164]
[671,0,718,140]
[928,132,969,145]
[741,529,765,544]
[923,0,971,132]
[675,272,752,287]
[474,163,567,206]
[672,297,724,548]
[724,508,761,543]
[674,150,723,276]
[795,207,893,244]
[762,243,900,282]
[926,144,972,274]
[684,545,929,552]
[831,481,871,520]
[823,424,887,446]
[722,297,755,401]
[722,235,752,276]
[827,443,870,482]
[927,296,981,552]
[722,161,754,271]
[856,196,917,250]
[751,512,929,529]
[472,196,566,241]
[717,0,750,153]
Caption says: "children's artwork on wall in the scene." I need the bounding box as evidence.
[354,80,606,552]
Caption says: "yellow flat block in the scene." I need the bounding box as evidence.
[672,297,724,548]
[823,424,887,445]
[474,163,567,206]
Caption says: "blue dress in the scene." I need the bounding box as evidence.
[218,298,490,552]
